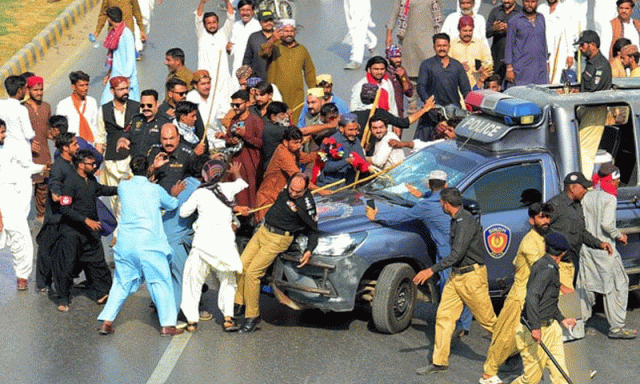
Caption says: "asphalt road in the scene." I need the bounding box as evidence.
[1,0,639,383]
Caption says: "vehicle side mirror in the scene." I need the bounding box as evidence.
[463,198,481,217]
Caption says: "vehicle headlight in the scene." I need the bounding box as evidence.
[313,232,367,256]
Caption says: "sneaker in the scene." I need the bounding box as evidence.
[479,375,503,384]
[344,61,361,70]
[416,364,448,375]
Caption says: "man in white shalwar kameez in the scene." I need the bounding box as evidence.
[180,160,249,332]
[538,0,576,84]
[0,120,44,290]
[134,0,154,53]
[228,0,261,77]
[194,0,235,149]
[441,0,489,49]
[343,0,378,70]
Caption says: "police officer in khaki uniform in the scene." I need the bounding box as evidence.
[479,203,574,384]
[414,187,496,375]
[512,232,577,384]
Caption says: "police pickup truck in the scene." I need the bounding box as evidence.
[269,81,640,334]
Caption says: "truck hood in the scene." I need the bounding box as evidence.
[315,190,410,234]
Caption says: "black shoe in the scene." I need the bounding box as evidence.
[233,304,245,317]
[239,317,261,333]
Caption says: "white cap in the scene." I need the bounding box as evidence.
[428,170,448,182]
[280,19,296,27]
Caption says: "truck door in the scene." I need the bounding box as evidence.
[610,110,640,288]
[460,158,548,296]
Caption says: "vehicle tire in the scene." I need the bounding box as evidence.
[371,263,417,334]
[278,0,296,19]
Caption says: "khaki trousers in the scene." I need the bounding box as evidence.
[432,265,497,367]
[483,261,574,376]
[512,321,569,384]
[234,225,293,318]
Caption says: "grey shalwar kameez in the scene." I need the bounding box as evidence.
[577,189,629,332]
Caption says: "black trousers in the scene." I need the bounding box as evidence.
[54,228,112,305]
[35,223,62,290]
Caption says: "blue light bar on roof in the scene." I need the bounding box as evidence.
[494,98,542,125]
[464,90,542,125]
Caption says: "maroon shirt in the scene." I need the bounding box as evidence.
[24,100,52,165]
[387,68,413,118]
[225,113,264,208]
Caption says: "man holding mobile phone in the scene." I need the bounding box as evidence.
[450,16,493,91]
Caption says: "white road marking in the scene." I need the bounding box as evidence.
[145,332,192,384]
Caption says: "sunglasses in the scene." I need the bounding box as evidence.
[140,103,154,108]
[231,102,244,108]
[173,91,187,96]
[84,161,96,167]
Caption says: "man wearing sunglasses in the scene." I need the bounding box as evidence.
[159,78,207,147]
[118,89,170,158]
[95,77,140,220]
[55,150,118,312]
[224,89,263,208]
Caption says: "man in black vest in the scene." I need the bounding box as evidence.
[96,76,139,219]
[117,89,169,158]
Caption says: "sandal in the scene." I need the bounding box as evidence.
[223,317,240,332]
[57,304,69,312]
[186,322,198,333]
[97,294,109,305]
[608,328,637,339]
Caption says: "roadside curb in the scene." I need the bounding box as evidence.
[0,0,99,94]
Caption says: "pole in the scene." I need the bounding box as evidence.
[577,22,582,84]
[522,318,575,384]
[355,89,382,183]
[333,161,402,194]
[550,36,562,84]
[235,179,346,216]
[200,52,223,146]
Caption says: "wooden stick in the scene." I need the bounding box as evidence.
[355,89,382,184]
[360,89,382,148]
[200,52,223,146]
[235,178,346,216]
[291,101,305,114]
[550,35,562,84]
[332,161,402,194]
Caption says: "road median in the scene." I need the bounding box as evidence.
[0,0,99,96]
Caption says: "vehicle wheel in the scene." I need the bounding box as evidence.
[278,0,296,19]
[371,263,417,334]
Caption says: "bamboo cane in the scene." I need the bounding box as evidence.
[550,35,562,84]
[235,178,346,216]
[354,89,383,184]
[332,161,402,194]
[200,52,223,146]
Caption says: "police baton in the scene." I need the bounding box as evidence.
[522,318,574,384]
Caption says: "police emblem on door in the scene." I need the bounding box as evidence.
[484,224,511,259]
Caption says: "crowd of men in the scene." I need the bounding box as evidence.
[0,0,638,382]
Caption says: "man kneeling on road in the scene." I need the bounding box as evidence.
[412,187,496,375]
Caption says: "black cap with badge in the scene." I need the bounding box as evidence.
[574,30,600,47]
[258,10,275,21]
[563,172,592,188]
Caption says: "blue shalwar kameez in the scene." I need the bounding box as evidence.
[162,176,200,311]
[100,27,140,105]
[98,176,178,326]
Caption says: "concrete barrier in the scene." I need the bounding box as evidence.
[0,0,99,95]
